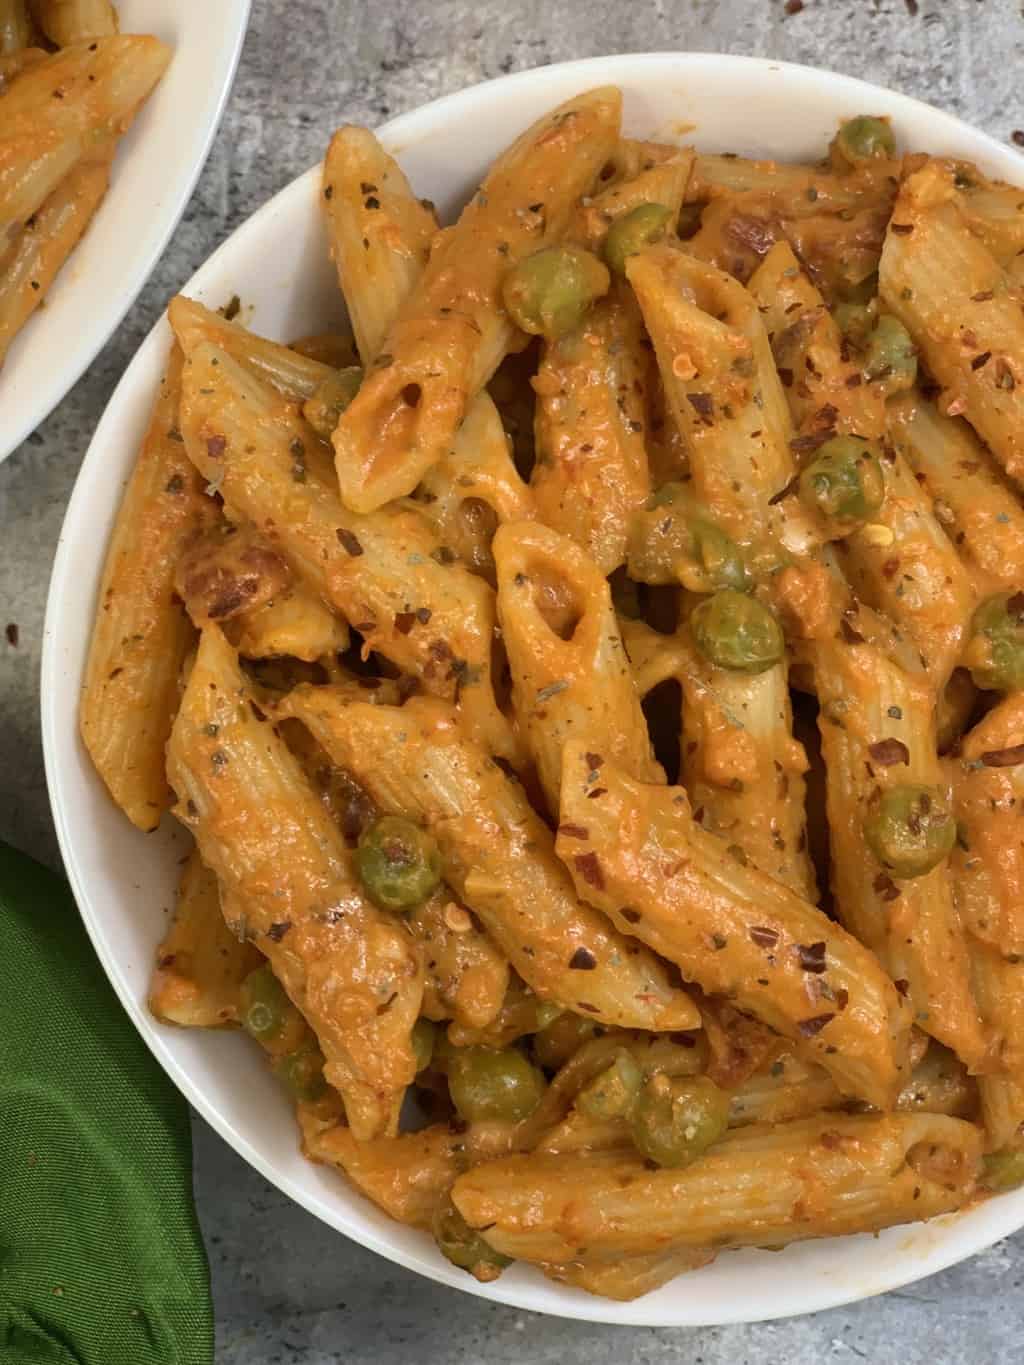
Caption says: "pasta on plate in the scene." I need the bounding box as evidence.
[0,1,170,370]
[82,87,1024,1301]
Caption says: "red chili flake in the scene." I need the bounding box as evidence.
[840,617,865,645]
[266,921,292,942]
[394,612,417,634]
[798,1013,835,1038]
[585,752,604,770]
[559,824,589,839]
[687,392,714,424]
[415,607,432,624]
[777,367,794,388]
[620,908,641,924]
[336,528,364,556]
[798,941,827,974]
[568,947,597,970]
[206,435,226,459]
[586,788,608,799]
[971,290,995,303]
[971,350,992,371]
[890,223,915,235]
[835,988,849,1011]
[4,623,17,647]
[574,852,605,891]
[789,430,834,456]
[845,373,863,388]
[819,1130,842,1150]
[882,558,900,580]
[980,744,1024,768]
[867,738,910,766]
[750,926,780,949]
[873,872,901,902]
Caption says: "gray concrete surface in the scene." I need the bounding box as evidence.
[3,0,1024,1358]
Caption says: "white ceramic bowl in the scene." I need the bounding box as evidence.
[0,0,251,462]
[43,53,1024,1325]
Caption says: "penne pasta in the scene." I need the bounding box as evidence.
[531,284,651,574]
[557,740,909,1107]
[80,345,216,830]
[166,625,424,1139]
[409,889,510,1031]
[278,688,700,1034]
[31,0,117,45]
[174,339,517,761]
[494,521,662,814]
[879,160,1024,486]
[0,0,31,55]
[0,150,110,367]
[814,636,986,1071]
[148,848,261,1029]
[332,87,621,512]
[452,1112,981,1264]
[570,148,693,251]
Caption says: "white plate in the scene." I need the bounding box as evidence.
[42,53,1024,1326]
[0,0,251,462]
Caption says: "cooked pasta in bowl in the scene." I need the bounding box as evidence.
[42,52,1024,1324]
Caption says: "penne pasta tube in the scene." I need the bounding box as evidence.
[148,849,261,1029]
[278,688,700,1033]
[81,345,217,830]
[167,295,336,401]
[321,124,436,366]
[879,160,1024,485]
[0,36,170,235]
[543,1247,716,1302]
[494,521,662,814]
[31,0,118,45]
[174,340,517,761]
[557,740,909,1107]
[815,637,986,1071]
[969,941,1024,1150]
[626,244,815,557]
[452,1112,981,1264]
[332,87,621,513]
[531,284,651,574]
[166,626,424,1140]
[0,151,110,367]
[888,390,1024,597]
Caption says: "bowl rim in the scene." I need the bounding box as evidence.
[42,50,1024,1326]
[0,0,252,463]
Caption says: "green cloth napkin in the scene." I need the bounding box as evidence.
[0,842,214,1365]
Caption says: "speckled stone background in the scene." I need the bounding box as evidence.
[3,1,1024,1359]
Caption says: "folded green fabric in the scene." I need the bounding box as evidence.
[0,842,214,1365]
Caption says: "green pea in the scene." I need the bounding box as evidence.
[835,115,896,166]
[576,1050,643,1121]
[239,965,292,1046]
[447,1045,546,1123]
[691,589,784,674]
[502,245,610,340]
[412,1018,436,1073]
[964,592,1024,693]
[982,1147,1024,1192]
[356,815,442,911]
[864,784,956,879]
[603,202,674,275]
[629,1074,729,1169]
[864,315,917,394]
[691,518,751,593]
[272,1039,328,1102]
[531,1012,600,1070]
[798,435,886,528]
[303,366,363,440]
[432,1193,511,1282]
